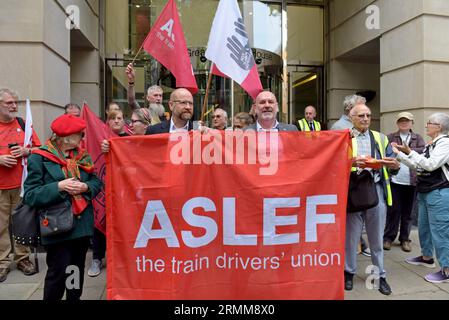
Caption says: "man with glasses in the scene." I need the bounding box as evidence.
[145,88,194,134]
[344,103,400,296]
[211,109,228,130]
[0,88,41,282]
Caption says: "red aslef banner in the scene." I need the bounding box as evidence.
[106,130,351,300]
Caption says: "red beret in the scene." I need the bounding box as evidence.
[51,114,86,137]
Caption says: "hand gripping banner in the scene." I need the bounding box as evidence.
[106,130,351,300]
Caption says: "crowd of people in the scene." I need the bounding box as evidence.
[1,65,449,299]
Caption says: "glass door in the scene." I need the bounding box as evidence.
[288,65,324,128]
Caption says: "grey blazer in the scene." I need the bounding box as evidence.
[245,122,298,132]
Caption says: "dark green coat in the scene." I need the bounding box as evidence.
[23,153,103,245]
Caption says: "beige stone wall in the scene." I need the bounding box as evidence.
[61,0,102,115]
[0,0,104,139]
[328,0,449,138]
[327,60,380,130]
[0,0,70,139]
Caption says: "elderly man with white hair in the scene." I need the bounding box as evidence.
[0,88,41,282]
[126,63,164,110]
[331,94,367,130]
[211,108,228,130]
[344,103,400,296]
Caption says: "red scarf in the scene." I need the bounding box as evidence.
[33,140,94,215]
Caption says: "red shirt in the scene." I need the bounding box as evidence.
[0,118,41,189]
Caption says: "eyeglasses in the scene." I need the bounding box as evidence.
[212,115,222,119]
[426,122,440,126]
[130,119,143,124]
[173,100,194,107]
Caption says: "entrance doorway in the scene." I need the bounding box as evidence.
[105,48,284,127]
[289,65,324,129]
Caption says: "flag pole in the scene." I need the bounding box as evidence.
[201,63,215,123]
[130,44,144,65]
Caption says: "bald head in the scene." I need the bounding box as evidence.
[253,91,279,126]
[170,88,192,101]
[305,105,316,122]
[169,88,194,123]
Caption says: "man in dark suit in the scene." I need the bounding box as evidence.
[146,88,194,135]
[245,91,298,132]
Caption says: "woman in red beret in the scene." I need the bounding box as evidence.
[23,114,103,300]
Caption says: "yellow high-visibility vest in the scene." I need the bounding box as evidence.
[351,130,393,206]
[298,118,321,132]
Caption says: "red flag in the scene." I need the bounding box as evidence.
[81,103,116,234]
[142,0,198,94]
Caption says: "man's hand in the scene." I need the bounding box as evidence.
[352,156,368,168]
[382,157,401,170]
[10,145,28,158]
[0,155,18,168]
[126,63,136,83]
[197,121,209,134]
[101,140,110,153]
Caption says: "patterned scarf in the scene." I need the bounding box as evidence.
[33,139,94,215]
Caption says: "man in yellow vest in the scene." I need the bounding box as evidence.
[344,103,400,296]
[298,105,321,131]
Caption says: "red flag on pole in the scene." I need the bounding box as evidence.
[142,0,198,94]
[81,103,116,234]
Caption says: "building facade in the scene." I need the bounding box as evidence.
[1,0,448,139]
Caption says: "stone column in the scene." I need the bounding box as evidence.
[0,0,70,140]
[381,0,449,136]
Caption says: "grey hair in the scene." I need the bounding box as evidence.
[0,88,18,102]
[148,103,165,125]
[214,108,228,120]
[428,113,449,134]
[147,85,163,96]
[148,103,165,117]
[343,94,366,115]
[132,108,152,126]
[50,133,81,146]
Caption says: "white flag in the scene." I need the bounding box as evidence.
[205,0,263,99]
[20,99,33,197]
